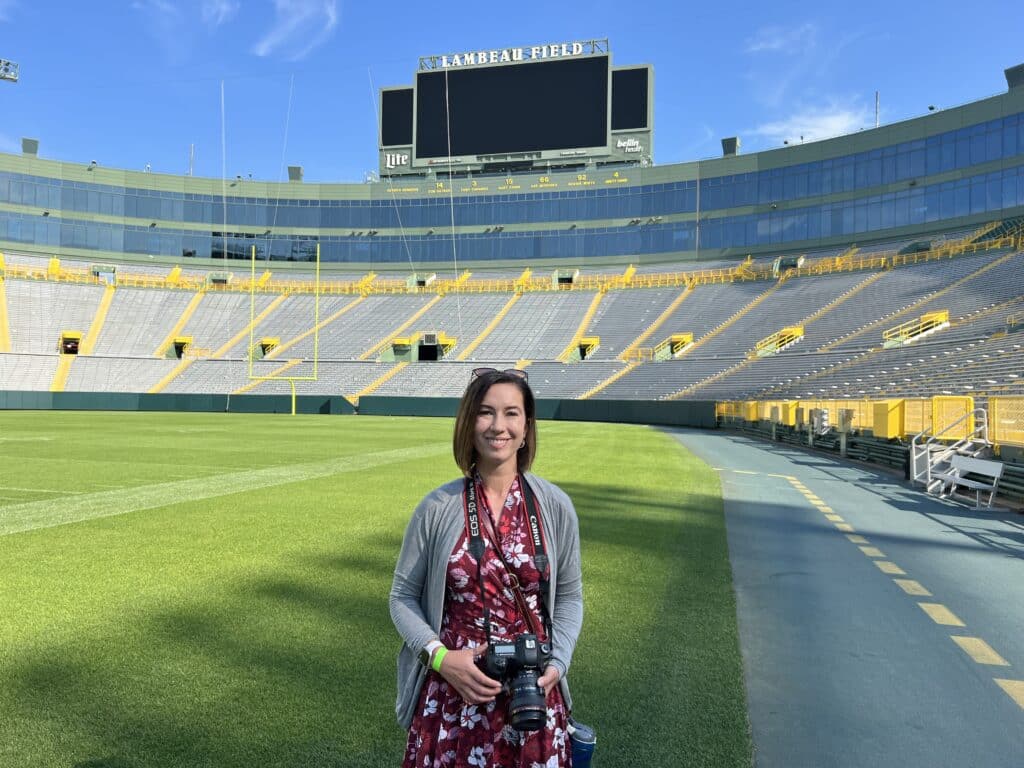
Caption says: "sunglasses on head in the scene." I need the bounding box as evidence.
[470,367,528,382]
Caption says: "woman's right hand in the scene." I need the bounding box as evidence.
[437,644,503,705]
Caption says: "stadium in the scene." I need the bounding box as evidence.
[2,33,1024,768]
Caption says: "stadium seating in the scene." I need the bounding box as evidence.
[0,231,1020,403]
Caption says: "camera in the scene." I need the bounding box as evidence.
[483,633,551,732]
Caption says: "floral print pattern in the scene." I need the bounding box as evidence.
[403,475,571,768]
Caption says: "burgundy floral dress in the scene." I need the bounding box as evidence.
[403,475,572,768]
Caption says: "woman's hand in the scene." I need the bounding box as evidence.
[438,645,503,705]
[537,665,560,696]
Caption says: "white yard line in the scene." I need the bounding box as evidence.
[0,486,85,495]
[0,443,448,536]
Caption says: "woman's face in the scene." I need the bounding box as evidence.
[473,382,528,474]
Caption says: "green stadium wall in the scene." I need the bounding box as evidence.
[0,391,716,428]
[0,390,355,415]
[357,396,717,428]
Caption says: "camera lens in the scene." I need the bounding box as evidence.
[507,670,546,732]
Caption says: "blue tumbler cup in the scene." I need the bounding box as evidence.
[567,718,596,767]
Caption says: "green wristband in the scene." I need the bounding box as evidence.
[430,647,448,673]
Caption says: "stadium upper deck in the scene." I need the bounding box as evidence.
[1,69,1024,270]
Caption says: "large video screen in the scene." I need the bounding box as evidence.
[415,55,609,159]
[612,67,649,131]
[381,88,414,147]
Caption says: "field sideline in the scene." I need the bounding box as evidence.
[0,411,752,767]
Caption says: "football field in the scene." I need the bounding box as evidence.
[0,411,751,767]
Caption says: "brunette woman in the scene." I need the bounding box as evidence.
[390,368,583,767]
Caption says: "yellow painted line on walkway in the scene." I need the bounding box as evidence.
[995,679,1024,710]
[825,513,845,522]
[875,561,905,575]
[859,546,885,557]
[952,637,1010,666]
[804,494,824,503]
[835,523,855,532]
[918,603,965,627]
[733,470,757,475]
[767,473,793,479]
[817,506,834,513]
[846,534,869,544]
[894,579,931,596]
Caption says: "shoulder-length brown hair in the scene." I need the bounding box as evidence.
[453,371,536,476]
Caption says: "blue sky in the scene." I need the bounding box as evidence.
[1,0,1021,183]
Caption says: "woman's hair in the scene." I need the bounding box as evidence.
[453,370,536,476]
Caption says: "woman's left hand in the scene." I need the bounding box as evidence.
[537,665,560,696]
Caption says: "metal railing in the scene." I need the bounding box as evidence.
[910,407,989,492]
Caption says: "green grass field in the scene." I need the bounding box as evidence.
[0,411,751,767]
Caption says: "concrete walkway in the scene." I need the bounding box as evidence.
[667,428,1024,768]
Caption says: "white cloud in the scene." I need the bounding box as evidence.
[750,102,872,145]
[131,0,180,19]
[132,0,189,63]
[202,0,240,27]
[252,0,338,61]
[745,23,817,54]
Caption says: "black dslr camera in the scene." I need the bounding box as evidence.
[483,633,551,731]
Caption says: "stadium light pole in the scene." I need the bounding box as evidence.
[0,58,19,84]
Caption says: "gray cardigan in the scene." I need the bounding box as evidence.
[389,473,584,729]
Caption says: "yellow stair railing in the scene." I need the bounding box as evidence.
[882,310,949,347]
[820,250,1018,352]
[680,280,788,359]
[621,347,655,361]
[359,295,443,360]
[652,333,693,360]
[754,326,805,357]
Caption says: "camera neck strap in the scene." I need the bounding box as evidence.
[463,474,552,643]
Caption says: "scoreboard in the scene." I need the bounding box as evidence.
[379,39,652,176]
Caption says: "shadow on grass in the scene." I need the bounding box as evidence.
[3,532,407,768]
[556,480,754,768]
[2,481,755,768]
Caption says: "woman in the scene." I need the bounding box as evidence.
[390,367,584,767]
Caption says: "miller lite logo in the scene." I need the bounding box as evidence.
[384,152,409,169]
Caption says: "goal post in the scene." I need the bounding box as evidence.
[245,243,322,414]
